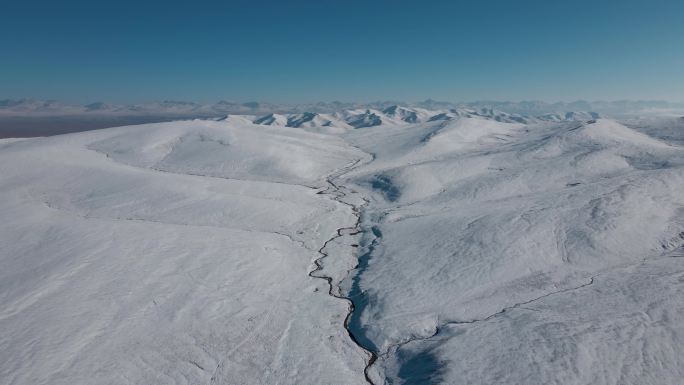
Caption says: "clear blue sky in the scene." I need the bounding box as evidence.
[2,0,683,103]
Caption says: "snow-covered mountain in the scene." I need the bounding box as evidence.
[252,112,288,126]
[2,108,684,385]
[247,105,605,131]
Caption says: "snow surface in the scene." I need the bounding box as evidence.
[2,108,684,385]
[0,121,369,385]
[338,116,684,384]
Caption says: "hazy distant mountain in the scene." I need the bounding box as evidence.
[1,98,682,118]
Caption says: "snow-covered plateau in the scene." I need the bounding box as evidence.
[1,106,684,385]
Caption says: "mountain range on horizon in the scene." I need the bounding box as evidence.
[2,98,684,118]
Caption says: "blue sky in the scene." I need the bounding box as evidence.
[2,0,684,103]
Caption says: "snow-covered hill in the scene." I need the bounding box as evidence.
[2,111,684,385]
[340,117,684,383]
[0,120,370,385]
